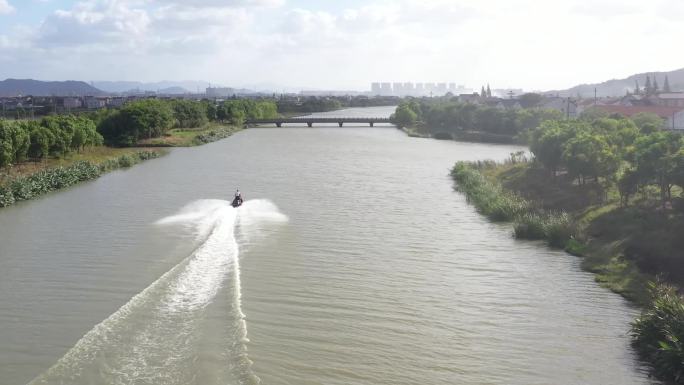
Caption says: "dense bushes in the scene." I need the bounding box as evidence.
[529,117,684,207]
[0,151,160,207]
[193,126,237,145]
[97,99,175,146]
[277,97,343,114]
[631,282,684,383]
[451,162,576,248]
[216,99,278,125]
[91,98,278,146]
[0,116,103,167]
[392,100,563,138]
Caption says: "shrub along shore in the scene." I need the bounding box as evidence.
[450,109,684,383]
[0,150,161,207]
[452,160,684,384]
[0,98,279,207]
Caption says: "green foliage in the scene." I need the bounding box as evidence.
[580,107,610,121]
[277,97,343,114]
[451,162,530,221]
[453,162,576,248]
[193,126,237,145]
[562,131,620,184]
[398,100,563,139]
[633,131,683,203]
[631,112,665,134]
[1,116,103,166]
[0,151,159,208]
[216,99,278,126]
[170,99,208,128]
[98,99,175,146]
[530,119,585,174]
[631,282,684,383]
[529,116,684,208]
[391,105,417,128]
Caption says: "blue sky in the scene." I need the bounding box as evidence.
[1,0,683,91]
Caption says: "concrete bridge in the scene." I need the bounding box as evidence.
[246,117,393,127]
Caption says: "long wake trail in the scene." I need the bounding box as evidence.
[29,199,287,385]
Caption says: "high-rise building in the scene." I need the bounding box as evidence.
[371,83,381,95]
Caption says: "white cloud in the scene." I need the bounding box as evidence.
[37,0,150,48]
[0,0,683,90]
[0,0,15,15]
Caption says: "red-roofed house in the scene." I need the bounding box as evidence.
[648,93,684,108]
[596,105,684,131]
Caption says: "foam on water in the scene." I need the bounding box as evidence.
[29,199,287,385]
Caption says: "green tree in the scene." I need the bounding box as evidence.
[530,120,583,176]
[98,99,174,146]
[562,131,619,185]
[580,107,610,121]
[392,105,417,128]
[170,99,208,128]
[631,112,664,134]
[28,126,54,159]
[633,131,683,204]
[0,121,14,168]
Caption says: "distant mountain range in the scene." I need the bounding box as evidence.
[548,67,684,98]
[92,81,210,94]
[0,79,104,97]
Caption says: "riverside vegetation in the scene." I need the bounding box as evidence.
[390,97,564,143]
[0,98,279,207]
[451,111,684,383]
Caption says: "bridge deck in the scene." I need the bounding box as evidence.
[247,117,393,127]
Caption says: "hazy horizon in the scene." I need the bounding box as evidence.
[1,0,683,92]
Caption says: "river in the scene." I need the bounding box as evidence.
[0,106,654,384]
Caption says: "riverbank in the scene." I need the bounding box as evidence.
[0,121,243,208]
[452,159,684,383]
[0,148,164,208]
[451,160,671,303]
[136,122,241,147]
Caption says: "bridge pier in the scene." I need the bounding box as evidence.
[338,122,343,127]
[307,122,313,127]
[370,122,374,127]
[276,122,282,127]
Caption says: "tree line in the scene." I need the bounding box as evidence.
[92,98,277,146]
[391,99,564,138]
[529,112,683,207]
[276,95,400,115]
[0,116,102,168]
[1,98,280,163]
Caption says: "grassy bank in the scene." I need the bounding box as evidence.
[1,121,240,208]
[137,122,241,147]
[452,160,684,383]
[0,149,163,208]
[452,160,655,303]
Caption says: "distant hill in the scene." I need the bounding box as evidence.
[93,81,209,94]
[0,79,104,97]
[158,87,191,95]
[548,68,684,97]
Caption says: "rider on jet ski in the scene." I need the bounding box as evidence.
[231,188,243,207]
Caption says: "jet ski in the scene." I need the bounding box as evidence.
[231,195,243,208]
[231,189,243,208]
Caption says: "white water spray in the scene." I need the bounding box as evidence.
[29,199,287,385]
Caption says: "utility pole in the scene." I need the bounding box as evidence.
[594,88,597,106]
[566,97,570,119]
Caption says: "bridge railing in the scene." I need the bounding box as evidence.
[246,117,394,127]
